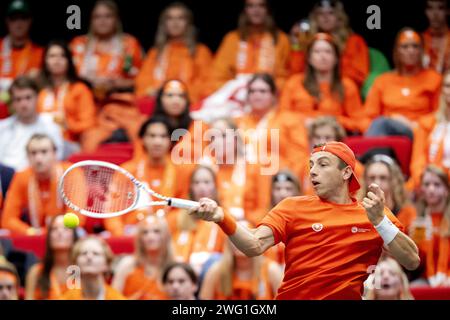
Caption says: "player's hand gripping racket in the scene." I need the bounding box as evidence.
[59,160,199,219]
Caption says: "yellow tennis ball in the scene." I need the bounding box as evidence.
[63,213,80,229]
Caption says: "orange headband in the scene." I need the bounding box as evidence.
[398,30,421,45]
[312,32,334,44]
[163,80,187,93]
[0,271,17,285]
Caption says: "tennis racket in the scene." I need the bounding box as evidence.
[59,160,199,219]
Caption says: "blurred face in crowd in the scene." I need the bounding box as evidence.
[365,162,391,197]
[0,272,18,300]
[245,0,268,26]
[50,215,75,252]
[27,138,57,176]
[75,239,109,276]
[210,120,239,164]
[272,179,299,206]
[311,124,337,146]
[6,14,32,40]
[164,266,197,300]
[45,45,68,78]
[190,168,216,201]
[373,260,403,300]
[11,87,37,122]
[315,6,338,32]
[397,40,422,68]
[425,0,447,29]
[91,4,117,37]
[443,72,450,107]
[420,171,449,207]
[165,7,188,38]
[161,83,188,118]
[248,79,275,113]
[140,217,166,253]
[142,123,171,161]
[309,40,337,73]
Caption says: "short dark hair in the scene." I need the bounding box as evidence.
[9,76,39,96]
[313,143,348,170]
[138,116,173,139]
[247,73,277,95]
[26,133,57,153]
[162,262,198,285]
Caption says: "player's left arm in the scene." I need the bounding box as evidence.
[362,183,420,271]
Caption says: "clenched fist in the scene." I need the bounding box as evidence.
[362,183,385,226]
[188,198,224,223]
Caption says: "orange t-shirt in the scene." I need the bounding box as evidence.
[395,204,417,235]
[32,263,68,300]
[422,29,450,73]
[0,37,43,80]
[122,266,168,300]
[258,195,403,300]
[60,284,126,300]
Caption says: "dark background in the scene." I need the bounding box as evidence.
[0,0,448,65]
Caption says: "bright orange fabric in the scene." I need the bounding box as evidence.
[259,195,403,300]
[422,29,450,73]
[60,284,126,300]
[0,38,43,79]
[36,82,97,141]
[209,30,290,92]
[70,34,143,79]
[122,266,168,300]
[32,263,68,300]
[396,204,417,234]
[0,162,84,235]
[279,73,366,132]
[289,34,369,87]
[135,42,213,103]
[364,69,442,122]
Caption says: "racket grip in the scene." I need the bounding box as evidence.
[169,198,199,209]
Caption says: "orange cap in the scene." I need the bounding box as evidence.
[312,32,334,43]
[397,30,421,46]
[312,141,361,193]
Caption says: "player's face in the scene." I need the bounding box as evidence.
[311,125,337,146]
[365,162,391,196]
[161,86,188,117]
[248,79,275,112]
[425,1,447,29]
[315,7,338,32]
[0,276,17,300]
[272,181,299,205]
[245,0,268,26]
[191,168,216,201]
[50,215,75,251]
[374,261,402,299]
[91,4,117,37]
[309,40,337,73]
[143,123,171,160]
[76,239,109,275]
[27,138,57,176]
[165,7,188,38]
[6,15,32,39]
[309,152,348,198]
[420,171,449,207]
[140,219,165,252]
[11,87,37,121]
[442,73,450,106]
[397,41,422,67]
[164,267,197,300]
[46,45,68,77]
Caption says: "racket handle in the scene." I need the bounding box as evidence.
[169,198,199,209]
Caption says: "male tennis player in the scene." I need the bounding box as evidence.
[189,141,420,299]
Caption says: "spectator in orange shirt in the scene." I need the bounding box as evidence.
[199,221,283,300]
[0,0,43,99]
[162,262,198,300]
[25,214,78,300]
[112,215,173,300]
[289,0,369,87]
[70,0,143,101]
[363,256,414,300]
[280,33,365,132]
[37,40,97,157]
[365,28,442,140]
[1,134,79,235]
[190,141,420,299]
[410,165,450,287]
[422,0,449,73]
[0,259,20,300]
[135,2,213,103]
[361,154,417,233]
[61,236,125,300]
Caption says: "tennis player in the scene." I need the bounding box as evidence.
[189,141,420,299]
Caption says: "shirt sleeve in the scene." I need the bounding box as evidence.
[257,197,295,245]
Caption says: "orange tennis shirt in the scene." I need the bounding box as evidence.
[258,195,404,300]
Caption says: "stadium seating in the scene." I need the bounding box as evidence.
[68,143,134,165]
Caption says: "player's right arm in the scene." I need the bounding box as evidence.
[189,198,275,257]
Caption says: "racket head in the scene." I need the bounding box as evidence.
[59,160,141,218]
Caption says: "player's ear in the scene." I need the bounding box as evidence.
[342,166,353,181]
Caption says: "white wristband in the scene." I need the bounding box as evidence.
[374,215,399,245]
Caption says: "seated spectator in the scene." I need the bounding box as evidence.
[0,0,43,101]
[0,164,15,211]
[289,0,369,87]
[112,215,172,300]
[365,28,442,140]
[1,134,80,235]
[0,77,63,170]
[61,236,125,300]
[361,154,417,232]
[411,165,450,287]
[25,214,78,300]
[135,2,212,103]
[0,258,20,300]
[70,0,143,101]
[199,223,283,300]
[166,165,225,275]
[422,0,449,73]
[410,70,450,189]
[162,262,198,300]
[36,40,97,156]
[104,117,191,236]
[364,256,414,300]
[280,33,365,132]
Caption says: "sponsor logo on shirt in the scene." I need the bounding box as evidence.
[351,226,371,233]
[312,223,323,232]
